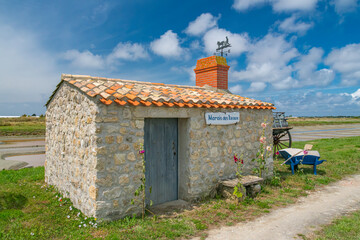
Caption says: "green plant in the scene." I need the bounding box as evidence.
[233,154,246,200]
[130,144,153,220]
[270,151,281,187]
[252,121,271,177]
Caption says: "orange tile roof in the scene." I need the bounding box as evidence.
[46,74,275,110]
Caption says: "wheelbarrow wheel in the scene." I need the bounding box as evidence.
[273,130,292,154]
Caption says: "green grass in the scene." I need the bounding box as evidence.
[308,210,360,240]
[0,117,45,136]
[0,136,359,239]
[288,117,360,126]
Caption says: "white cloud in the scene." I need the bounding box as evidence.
[295,47,335,86]
[229,84,243,94]
[62,50,104,69]
[150,30,184,58]
[185,13,220,36]
[107,42,149,63]
[278,15,314,35]
[203,28,249,56]
[352,88,360,99]
[272,0,319,12]
[232,34,298,85]
[63,42,149,69]
[333,0,358,14]
[0,24,57,103]
[232,0,319,12]
[274,90,360,116]
[190,40,201,50]
[272,76,299,90]
[325,43,360,86]
[248,82,267,92]
[232,0,267,11]
[231,35,335,91]
[171,65,196,82]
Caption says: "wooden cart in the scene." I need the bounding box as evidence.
[272,112,292,153]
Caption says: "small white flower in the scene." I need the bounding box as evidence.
[81,221,83,224]
[67,215,70,219]
[84,217,87,220]
[59,204,62,207]
[56,195,58,198]
[79,225,81,228]
[69,206,72,211]
[89,221,93,225]
[33,196,35,199]
[77,212,80,217]
[83,224,87,227]
[30,232,34,236]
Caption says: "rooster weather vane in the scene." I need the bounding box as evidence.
[215,36,231,57]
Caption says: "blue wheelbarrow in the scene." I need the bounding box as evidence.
[279,148,326,175]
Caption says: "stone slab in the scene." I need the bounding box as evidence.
[221,175,264,187]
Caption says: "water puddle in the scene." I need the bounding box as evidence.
[5,154,45,168]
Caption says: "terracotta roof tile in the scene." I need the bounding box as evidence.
[100,98,112,105]
[100,92,111,99]
[47,74,275,109]
[87,90,97,97]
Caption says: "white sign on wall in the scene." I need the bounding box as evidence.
[205,112,240,125]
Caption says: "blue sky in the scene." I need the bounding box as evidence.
[0,0,359,116]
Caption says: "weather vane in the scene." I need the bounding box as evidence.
[215,36,231,57]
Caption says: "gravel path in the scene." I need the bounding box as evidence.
[195,175,360,240]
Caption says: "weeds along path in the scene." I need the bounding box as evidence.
[196,174,360,240]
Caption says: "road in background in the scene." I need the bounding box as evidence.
[291,124,360,142]
[0,136,45,170]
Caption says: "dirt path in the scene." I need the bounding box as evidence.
[195,174,360,240]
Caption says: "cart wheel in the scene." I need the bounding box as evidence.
[273,130,292,154]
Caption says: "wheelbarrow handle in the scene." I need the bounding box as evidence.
[281,150,303,165]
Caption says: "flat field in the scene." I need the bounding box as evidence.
[1,136,359,239]
[288,117,360,126]
[0,117,45,136]
[1,116,359,137]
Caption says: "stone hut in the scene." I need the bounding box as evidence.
[45,56,275,220]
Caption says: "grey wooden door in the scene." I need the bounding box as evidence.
[144,118,178,206]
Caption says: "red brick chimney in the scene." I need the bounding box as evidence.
[194,56,230,90]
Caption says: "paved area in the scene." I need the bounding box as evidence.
[0,137,45,170]
[196,174,360,240]
[291,124,360,142]
[5,154,45,168]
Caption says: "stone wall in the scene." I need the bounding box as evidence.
[130,107,273,201]
[186,108,273,200]
[45,83,99,217]
[94,104,144,220]
[46,84,273,221]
